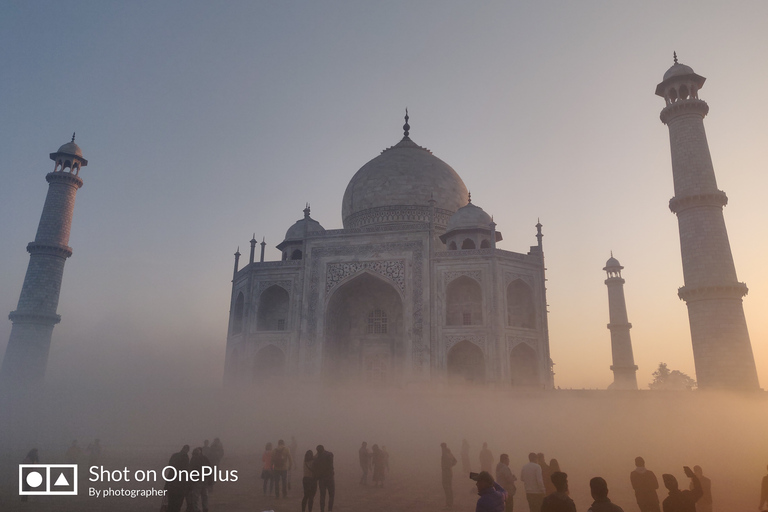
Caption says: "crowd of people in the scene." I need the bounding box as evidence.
[442,442,727,512]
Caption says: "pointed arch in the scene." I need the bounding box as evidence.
[461,238,476,249]
[446,275,483,326]
[257,285,290,331]
[507,279,535,328]
[448,241,457,251]
[324,272,403,384]
[447,340,485,383]
[232,292,245,335]
[291,249,303,260]
[480,239,491,249]
[510,342,539,387]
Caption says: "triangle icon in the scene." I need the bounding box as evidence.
[54,473,69,486]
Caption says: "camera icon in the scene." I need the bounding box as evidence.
[19,464,78,495]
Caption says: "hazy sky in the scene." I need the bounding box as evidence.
[1,1,766,389]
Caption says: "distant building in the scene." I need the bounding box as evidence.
[0,135,87,389]
[224,114,553,387]
[656,56,760,389]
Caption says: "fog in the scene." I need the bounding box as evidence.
[2,376,766,511]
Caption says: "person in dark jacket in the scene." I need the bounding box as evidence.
[541,471,576,512]
[661,467,702,512]
[313,445,335,512]
[474,471,508,512]
[631,457,661,512]
[166,445,190,512]
[587,477,624,512]
[441,442,458,509]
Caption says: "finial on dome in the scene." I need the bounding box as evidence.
[468,191,472,203]
[403,108,410,138]
[71,132,76,142]
[611,250,614,258]
[673,51,678,65]
[304,203,311,218]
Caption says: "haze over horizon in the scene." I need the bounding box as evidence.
[1,1,767,390]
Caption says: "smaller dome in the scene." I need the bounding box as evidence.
[663,62,695,81]
[446,201,492,232]
[56,141,83,158]
[605,256,621,268]
[284,216,325,242]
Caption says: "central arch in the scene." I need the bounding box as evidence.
[447,340,485,383]
[324,272,404,384]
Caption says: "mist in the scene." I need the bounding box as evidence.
[2,376,766,511]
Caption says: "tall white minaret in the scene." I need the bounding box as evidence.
[0,135,87,389]
[603,254,638,390]
[656,55,759,389]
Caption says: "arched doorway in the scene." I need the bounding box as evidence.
[507,279,535,328]
[257,285,290,331]
[510,343,539,387]
[324,272,403,384]
[253,345,286,382]
[447,340,485,383]
[446,276,483,326]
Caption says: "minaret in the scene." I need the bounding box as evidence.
[0,135,87,389]
[603,254,638,390]
[656,55,759,389]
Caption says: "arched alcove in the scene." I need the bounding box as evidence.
[510,343,539,387]
[324,272,403,383]
[448,241,457,251]
[447,340,485,383]
[291,249,303,260]
[480,239,491,249]
[257,285,290,331]
[507,279,535,328]
[446,276,483,326]
[461,238,476,249]
[253,345,286,382]
[232,292,244,334]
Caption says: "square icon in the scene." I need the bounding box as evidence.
[19,464,78,495]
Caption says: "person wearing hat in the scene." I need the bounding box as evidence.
[661,467,701,512]
[473,470,508,512]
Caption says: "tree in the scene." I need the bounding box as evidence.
[649,362,697,390]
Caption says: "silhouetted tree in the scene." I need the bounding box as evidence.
[649,362,696,390]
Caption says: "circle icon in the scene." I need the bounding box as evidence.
[26,471,43,488]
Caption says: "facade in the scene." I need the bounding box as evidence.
[224,118,553,387]
[603,254,638,390]
[656,55,760,389]
[0,135,87,389]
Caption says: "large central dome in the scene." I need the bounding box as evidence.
[342,136,468,229]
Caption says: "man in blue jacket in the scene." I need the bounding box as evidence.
[474,471,508,512]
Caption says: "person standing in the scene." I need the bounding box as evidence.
[538,453,553,496]
[272,439,292,498]
[521,452,545,512]
[474,471,508,512]
[690,466,711,512]
[495,454,517,512]
[186,447,207,512]
[541,472,576,512]
[209,438,224,466]
[631,457,661,512]
[441,442,458,509]
[661,467,702,512]
[371,444,386,487]
[289,436,298,491]
[301,450,317,512]
[261,442,274,495]
[359,441,371,485]
[166,445,190,512]
[314,445,335,512]
[480,443,494,473]
[587,477,624,512]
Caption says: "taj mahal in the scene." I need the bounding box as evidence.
[223,112,553,388]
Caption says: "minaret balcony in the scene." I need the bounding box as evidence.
[668,190,728,214]
[660,98,709,124]
[677,282,748,302]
